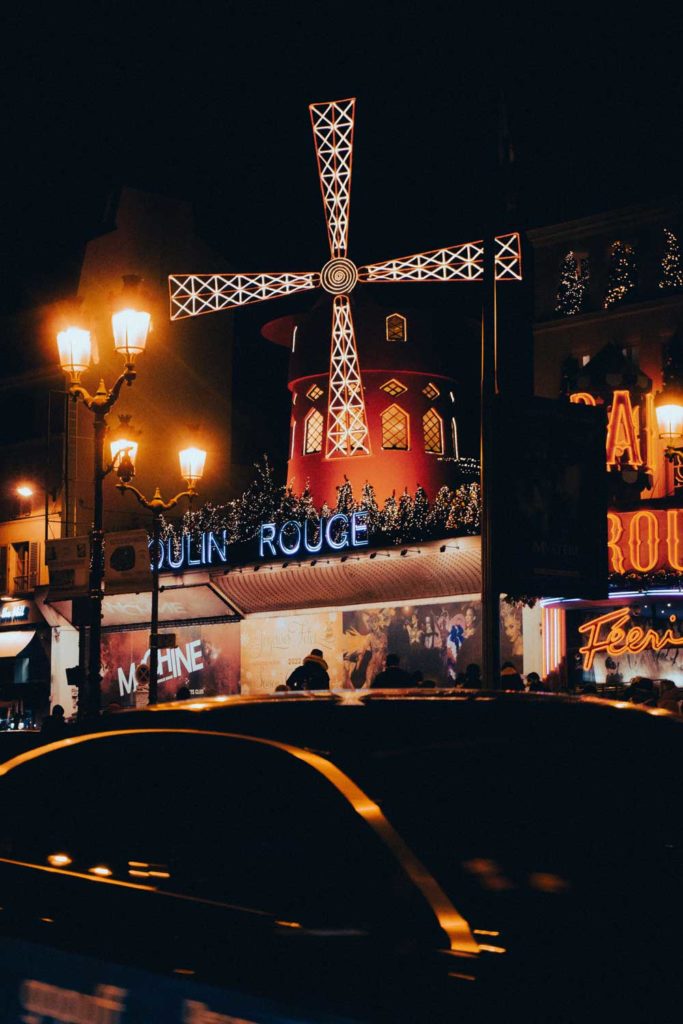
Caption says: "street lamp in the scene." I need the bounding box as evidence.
[115,443,206,705]
[56,277,151,719]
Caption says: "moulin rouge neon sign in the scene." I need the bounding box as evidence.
[578,607,683,670]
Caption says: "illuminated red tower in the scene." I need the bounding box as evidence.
[262,294,463,506]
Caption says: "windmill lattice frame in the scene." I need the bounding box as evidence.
[170,98,522,459]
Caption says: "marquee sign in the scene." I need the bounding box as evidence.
[155,531,229,573]
[578,607,683,670]
[259,511,369,558]
[156,513,371,573]
[608,508,683,574]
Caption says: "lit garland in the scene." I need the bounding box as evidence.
[163,455,482,551]
[555,251,589,316]
[603,241,638,309]
[659,228,683,291]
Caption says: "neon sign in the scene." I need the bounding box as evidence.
[578,607,683,670]
[570,389,655,472]
[154,531,229,574]
[607,509,683,574]
[259,511,369,558]
[0,603,29,622]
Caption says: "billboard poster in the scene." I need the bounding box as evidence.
[241,600,525,692]
[342,599,493,686]
[101,622,241,706]
[241,611,344,692]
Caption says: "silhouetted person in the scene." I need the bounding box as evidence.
[500,662,524,691]
[526,671,544,692]
[465,663,481,688]
[370,653,413,688]
[286,649,330,690]
[40,705,67,741]
[175,685,191,701]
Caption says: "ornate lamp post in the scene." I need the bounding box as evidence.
[56,277,151,718]
[115,444,206,705]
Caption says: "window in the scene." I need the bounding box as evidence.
[423,409,444,454]
[381,405,409,450]
[380,378,407,397]
[451,417,459,459]
[385,313,407,342]
[11,541,38,594]
[306,383,324,402]
[422,382,440,399]
[303,409,323,454]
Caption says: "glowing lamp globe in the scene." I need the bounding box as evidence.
[57,327,91,381]
[112,309,151,362]
[179,447,206,488]
[655,385,683,442]
[110,437,139,479]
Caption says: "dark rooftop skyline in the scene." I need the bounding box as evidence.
[2,5,682,316]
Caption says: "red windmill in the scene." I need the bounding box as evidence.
[169,98,522,495]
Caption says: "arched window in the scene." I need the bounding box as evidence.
[451,417,459,459]
[385,313,407,342]
[423,408,444,454]
[381,404,409,450]
[303,409,324,454]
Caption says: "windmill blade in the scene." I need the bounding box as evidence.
[309,98,355,260]
[358,232,523,284]
[169,271,320,321]
[326,295,371,458]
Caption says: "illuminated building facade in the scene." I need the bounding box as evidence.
[530,200,683,688]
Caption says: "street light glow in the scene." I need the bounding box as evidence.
[16,485,33,498]
[110,437,139,473]
[57,326,92,381]
[179,447,207,487]
[112,308,151,361]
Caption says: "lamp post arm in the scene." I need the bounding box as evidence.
[116,482,197,512]
[68,368,136,414]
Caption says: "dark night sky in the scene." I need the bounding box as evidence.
[2,3,682,316]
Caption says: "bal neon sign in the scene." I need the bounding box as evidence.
[259,511,369,558]
[578,607,683,670]
[570,389,655,471]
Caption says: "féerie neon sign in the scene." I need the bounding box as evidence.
[578,607,683,670]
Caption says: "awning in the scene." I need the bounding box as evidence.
[211,536,481,615]
[0,631,34,658]
[100,582,238,628]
